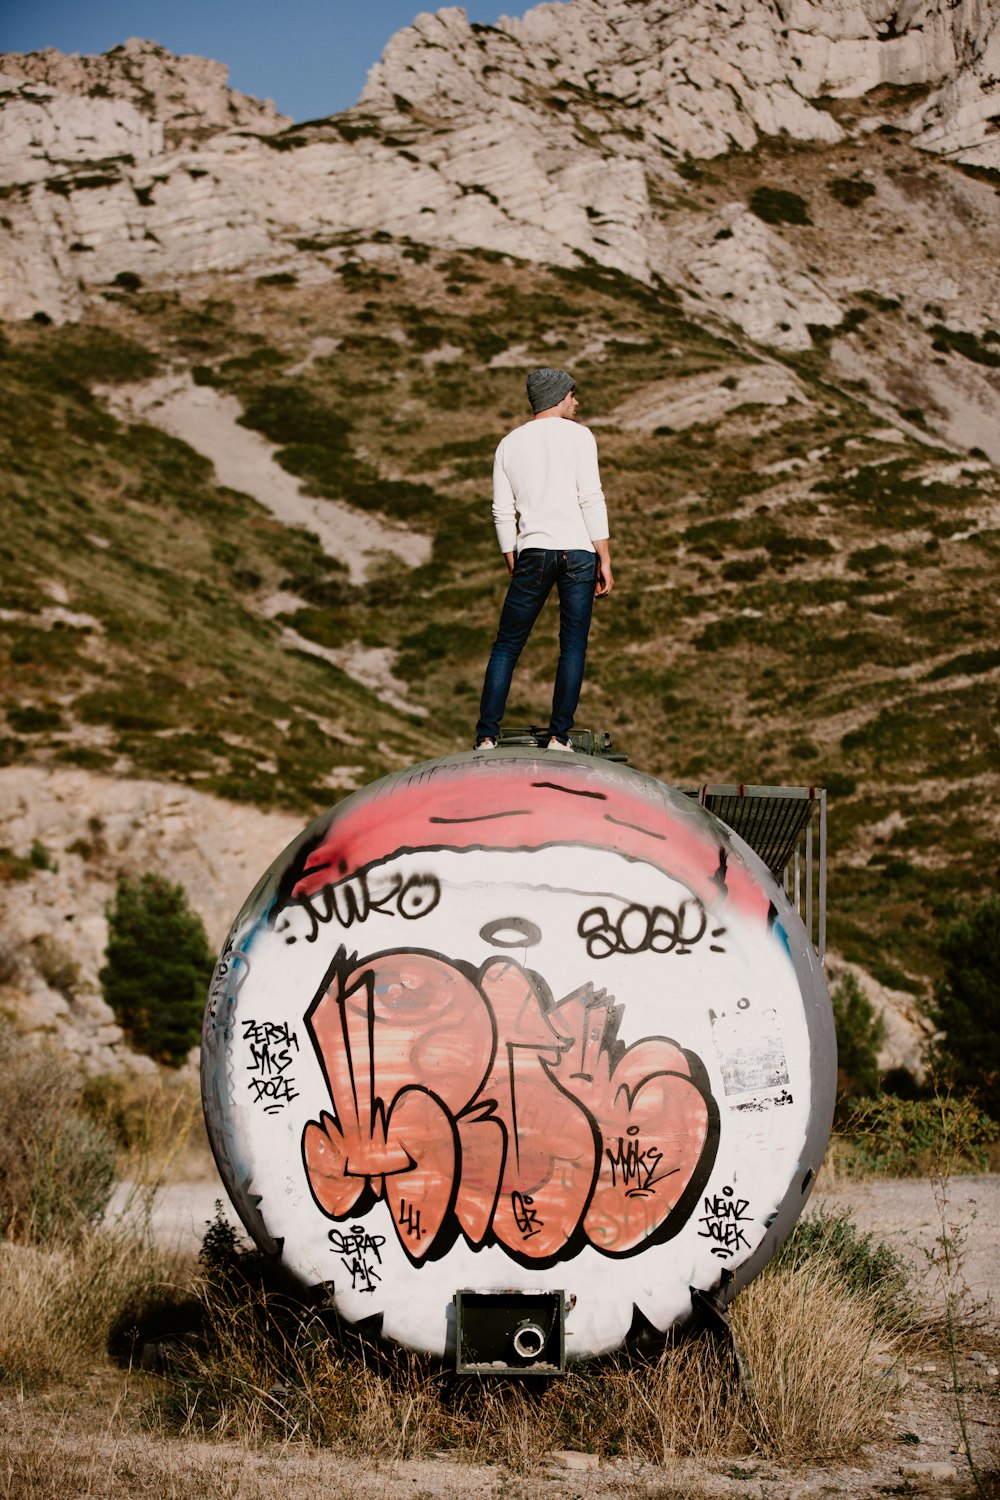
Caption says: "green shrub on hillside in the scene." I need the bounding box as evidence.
[924,646,1000,682]
[831,972,884,1110]
[100,873,215,1067]
[238,382,351,448]
[827,177,876,208]
[931,897,1000,1116]
[38,325,159,386]
[748,186,812,226]
[928,323,1000,368]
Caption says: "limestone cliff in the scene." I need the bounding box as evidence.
[1,1,997,324]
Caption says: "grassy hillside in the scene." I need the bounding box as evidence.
[3,127,998,996]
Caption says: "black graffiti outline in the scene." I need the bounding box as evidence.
[510,1190,544,1239]
[397,1198,427,1242]
[247,1074,300,1110]
[328,1225,386,1293]
[277,869,442,944]
[242,1017,300,1114]
[697,1185,752,1259]
[300,944,720,1270]
[578,898,712,959]
[605,1125,680,1198]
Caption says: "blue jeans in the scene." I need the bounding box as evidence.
[476,548,598,743]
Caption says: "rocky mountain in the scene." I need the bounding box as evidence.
[0,768,301,1074]
[1,36,289,153]
[2,2,998,327]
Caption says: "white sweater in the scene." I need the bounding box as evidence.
[492,417,609,555]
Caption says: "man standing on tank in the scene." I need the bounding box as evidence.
[475,367,614,751]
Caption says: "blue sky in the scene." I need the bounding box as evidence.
[0,1,559,123]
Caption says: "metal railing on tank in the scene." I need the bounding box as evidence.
[692,784,827,965]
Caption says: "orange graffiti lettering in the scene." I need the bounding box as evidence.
[302,948,715,1264]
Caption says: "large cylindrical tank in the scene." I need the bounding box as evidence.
[202,748,835,1362]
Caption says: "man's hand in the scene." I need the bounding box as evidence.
[594,540,614,598]
[503,551,516,577]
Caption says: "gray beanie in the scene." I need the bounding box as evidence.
[526,367,575,414]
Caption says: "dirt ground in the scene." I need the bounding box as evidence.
[6,1171,998,1500]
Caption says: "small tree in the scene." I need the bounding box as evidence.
[100,872,214,1067]
[831,971,885,1113]
[932,897,1000,1117]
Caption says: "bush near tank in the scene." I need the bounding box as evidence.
[100,872,214,1068]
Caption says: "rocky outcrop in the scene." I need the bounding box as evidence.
[363,0,1000,168]
[0,767,302,1074]
[1,37,288,155]
[826,958,936,1083]
[0,2,997,328]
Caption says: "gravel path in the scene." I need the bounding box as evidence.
[817,1173,1000,1330]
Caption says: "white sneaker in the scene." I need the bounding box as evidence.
[475,738,496,750]
[547,737,573,752]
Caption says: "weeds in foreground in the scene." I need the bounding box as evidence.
[0,1034,117,1244]
[775,1204,915,1332]
[140,1231,899,1467]
[730,1256,897,1460]
[0,1228,183,1387]
[839,1089,998,1179]
[0,1189,909,1470]
[920,1089,997,1497]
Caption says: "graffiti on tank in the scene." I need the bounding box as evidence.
[202,753,834,1359]
[510,1191,544,1240]
[604,1127,673,1196]
[577,898,725,960]
[301,946,718,1265]
[734,1088,795,1113]
[479,916,542,949]
[328,1224,386,1293]
[282,767,776,929]
[242,1017,300,1113]
[275,869,441,945]
[697,1185,752,1259]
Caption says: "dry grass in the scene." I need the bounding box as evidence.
[731,1256,897,1459]
[83,1069,204,1186]
[0,1407,363,1500]
[0,1038,117,1245]
[0,1229,184,1388]
[155,1248,896,1468]
[0,1163,900,1476]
